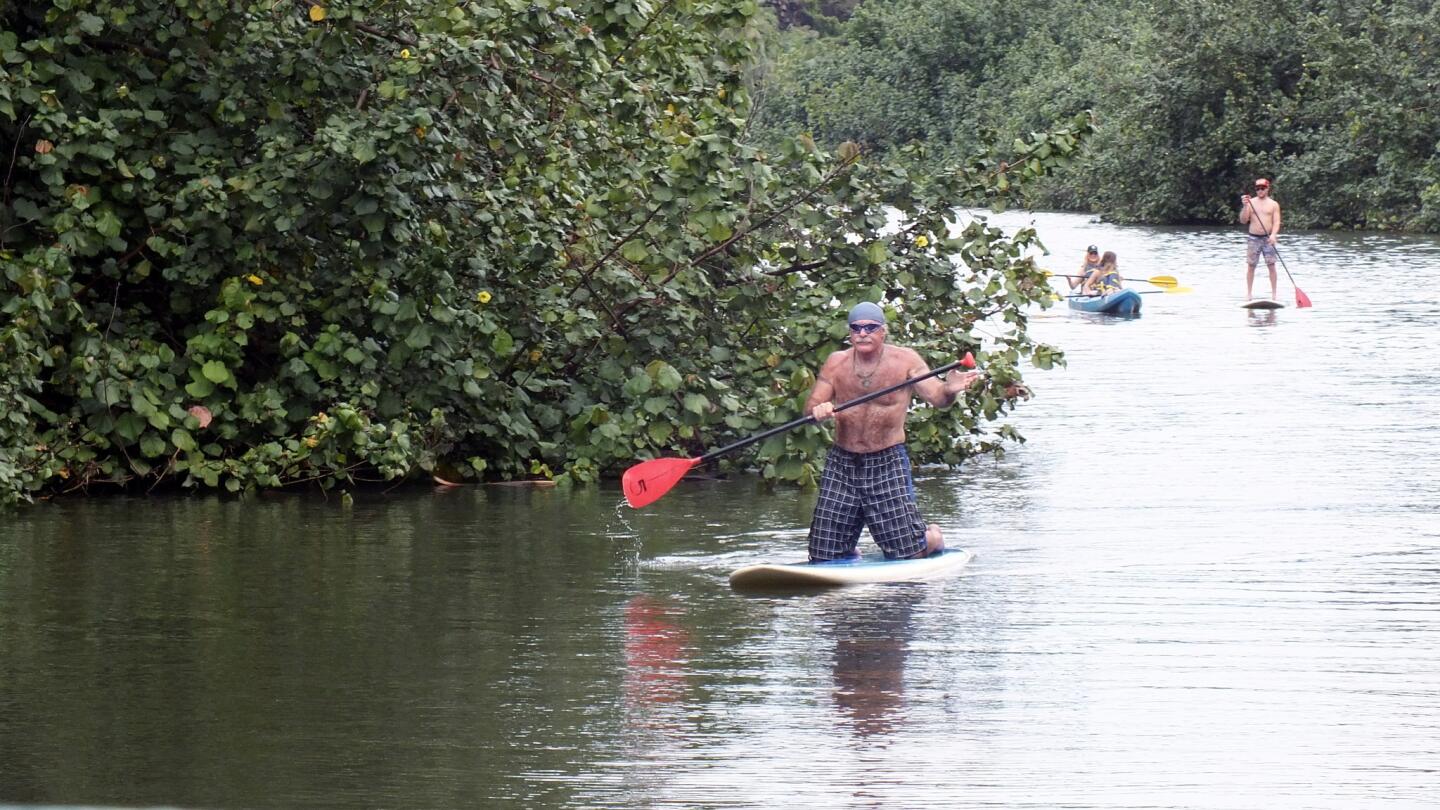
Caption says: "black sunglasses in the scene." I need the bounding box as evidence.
[849,323,884,335]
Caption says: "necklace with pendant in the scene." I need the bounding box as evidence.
[853,346,884,389]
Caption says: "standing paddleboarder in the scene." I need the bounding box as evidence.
[1240,178,1283,301]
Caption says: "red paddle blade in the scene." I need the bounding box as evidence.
[1295,287,1313,308]
[961,351,976,369]
[622,457,702,508]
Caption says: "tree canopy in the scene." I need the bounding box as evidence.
[1,0,1086,506]
[756,0,1440,231]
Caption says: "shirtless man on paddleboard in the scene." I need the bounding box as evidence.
[802,302,982,562]
[1240,177,1282,301]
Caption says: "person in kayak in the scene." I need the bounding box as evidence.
[1240,177,1282,300]
[802,301,983,562]
[1072,244,1104,290]
[1080,250,1123,294]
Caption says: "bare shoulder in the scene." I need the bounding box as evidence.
[817,349,850,377]
[889,345,927,373]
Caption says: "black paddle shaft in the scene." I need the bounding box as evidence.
[697,360,965,463]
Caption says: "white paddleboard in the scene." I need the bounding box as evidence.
[729,548,974,591]
[1241,299,1284,310]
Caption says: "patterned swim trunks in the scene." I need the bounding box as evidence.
[808,444,928,561]
[1246,233,1278,264]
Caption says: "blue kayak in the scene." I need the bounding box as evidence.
[1068,289,1143,316]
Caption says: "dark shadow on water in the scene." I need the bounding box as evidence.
[1070,310,1141,325]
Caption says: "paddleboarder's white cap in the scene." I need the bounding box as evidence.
[847,301,886,325]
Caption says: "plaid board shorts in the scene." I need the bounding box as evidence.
[808,444,928,561]
[1246,233,1278,264]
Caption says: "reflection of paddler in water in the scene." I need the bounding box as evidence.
[623,594,691,727]
[1246,308,1278,327]
[824,589,923,738]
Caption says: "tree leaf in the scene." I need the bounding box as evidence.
[621,241,648,262]
[171,428,198,452]
[866,241,888,265]
[185,378,215,398]
[140,432,167,457]
[201,360,230,384]
[623,373,653,397]
[651,362,683,392]
[115,413,145,442]
[94,210,123,239]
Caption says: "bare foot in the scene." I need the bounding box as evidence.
[923,524,945,557]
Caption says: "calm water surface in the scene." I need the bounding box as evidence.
[3,212,1440,809]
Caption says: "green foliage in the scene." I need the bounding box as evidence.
[1269,1,1440,230]
[765,0,860,33]
[1,0,1084,507]
[755,0,1440,231]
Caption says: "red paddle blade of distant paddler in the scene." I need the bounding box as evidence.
[622,457,702,508]
[960,351,976,369]
[1295,286,1313,308]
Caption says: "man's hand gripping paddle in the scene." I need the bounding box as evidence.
[621,352,977,508]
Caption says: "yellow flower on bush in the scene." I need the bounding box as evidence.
[400,48,412,60]
[477,291,492,304]
[308,5,326,22]
[914,235,930,248]
[304,436,319,448]
[246,274,264,285]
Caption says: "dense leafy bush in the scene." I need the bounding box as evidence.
[1,0,1084,507]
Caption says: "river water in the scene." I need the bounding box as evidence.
[3,212,1439,809]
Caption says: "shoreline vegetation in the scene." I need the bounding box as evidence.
[5,0,1431,507]
[754,0,1440,233]
[1,1,1066,507]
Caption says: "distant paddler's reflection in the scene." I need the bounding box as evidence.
[1246,309,1279,327]
[822,587,924,738]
